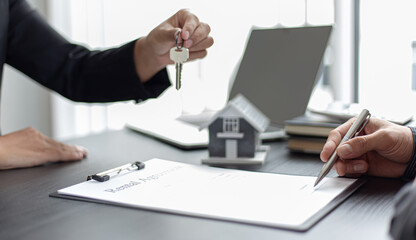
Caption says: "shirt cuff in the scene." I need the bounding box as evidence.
[402,126,416,181]
[121,40,171,102]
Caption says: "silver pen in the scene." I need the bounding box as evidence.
[314,109,371,187]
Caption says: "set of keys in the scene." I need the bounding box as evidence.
[169,30,189,90]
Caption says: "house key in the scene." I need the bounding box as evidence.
[169,30,189,90]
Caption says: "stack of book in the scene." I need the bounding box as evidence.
[284,113,344,154]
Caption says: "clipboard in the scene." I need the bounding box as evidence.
[50,159,366,232]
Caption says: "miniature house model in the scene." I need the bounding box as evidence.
[200,94,270,165]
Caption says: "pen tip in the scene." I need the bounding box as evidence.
[314,177,321,188]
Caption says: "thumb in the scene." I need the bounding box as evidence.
[337,133,380,159]
[157,27,181,46]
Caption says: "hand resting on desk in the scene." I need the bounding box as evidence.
[320,118,413,178]
[0,127,87,170]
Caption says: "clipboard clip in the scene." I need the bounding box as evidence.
[87,161,145,182]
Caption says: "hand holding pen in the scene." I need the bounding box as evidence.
[315,109,371,186]
[319,111,415,181]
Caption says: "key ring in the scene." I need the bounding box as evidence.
[176,30,183,49]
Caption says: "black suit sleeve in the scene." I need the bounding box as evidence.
[6,0,171,103]
[390,184,416,240]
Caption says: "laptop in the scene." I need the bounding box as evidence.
[127,25,333,149]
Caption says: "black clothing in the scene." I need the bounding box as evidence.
[1,0,170,103]
[390,184,416,240]
[403,127,416,181]
[391,128,416,239]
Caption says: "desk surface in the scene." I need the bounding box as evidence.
[0,129,404,240]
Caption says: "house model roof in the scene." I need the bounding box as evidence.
[199,94,270,132]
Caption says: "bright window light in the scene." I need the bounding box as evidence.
[359,0,416,116]
[49,0,336,139]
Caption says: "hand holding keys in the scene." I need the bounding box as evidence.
[170,30,189,90]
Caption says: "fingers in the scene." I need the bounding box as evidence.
[184,22,212,49]
[334,152,408,178]
[56,142,88,162]
[158,27,182,47]
[337,122,409,160]
[149,9,203,49]
[175,9,212,50]
[188,50,208,61]
[137,9,213,81]
[48,136,88,162]
[177,9,200,41]
[322,117,412,178]
[320,118,355,162]
[337,133,380,159]
[334,159,369,176]
[320,140,336,163]
[320,117,390,162]
[28,143,86,168]
[188,35,214,52]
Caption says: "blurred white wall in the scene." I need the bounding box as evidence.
[0,0,340,140]
[48,0,337,140]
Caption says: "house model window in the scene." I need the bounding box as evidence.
[223,118,239,133]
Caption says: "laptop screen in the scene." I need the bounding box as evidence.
[229,26,332,127]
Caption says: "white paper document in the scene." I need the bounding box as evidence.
[56,159,359,230]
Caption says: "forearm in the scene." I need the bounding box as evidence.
[6,0,171,103]
[42,40,171,103]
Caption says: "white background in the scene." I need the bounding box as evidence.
[7,0,409,140]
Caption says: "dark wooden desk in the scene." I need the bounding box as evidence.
[0,129,405,240]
